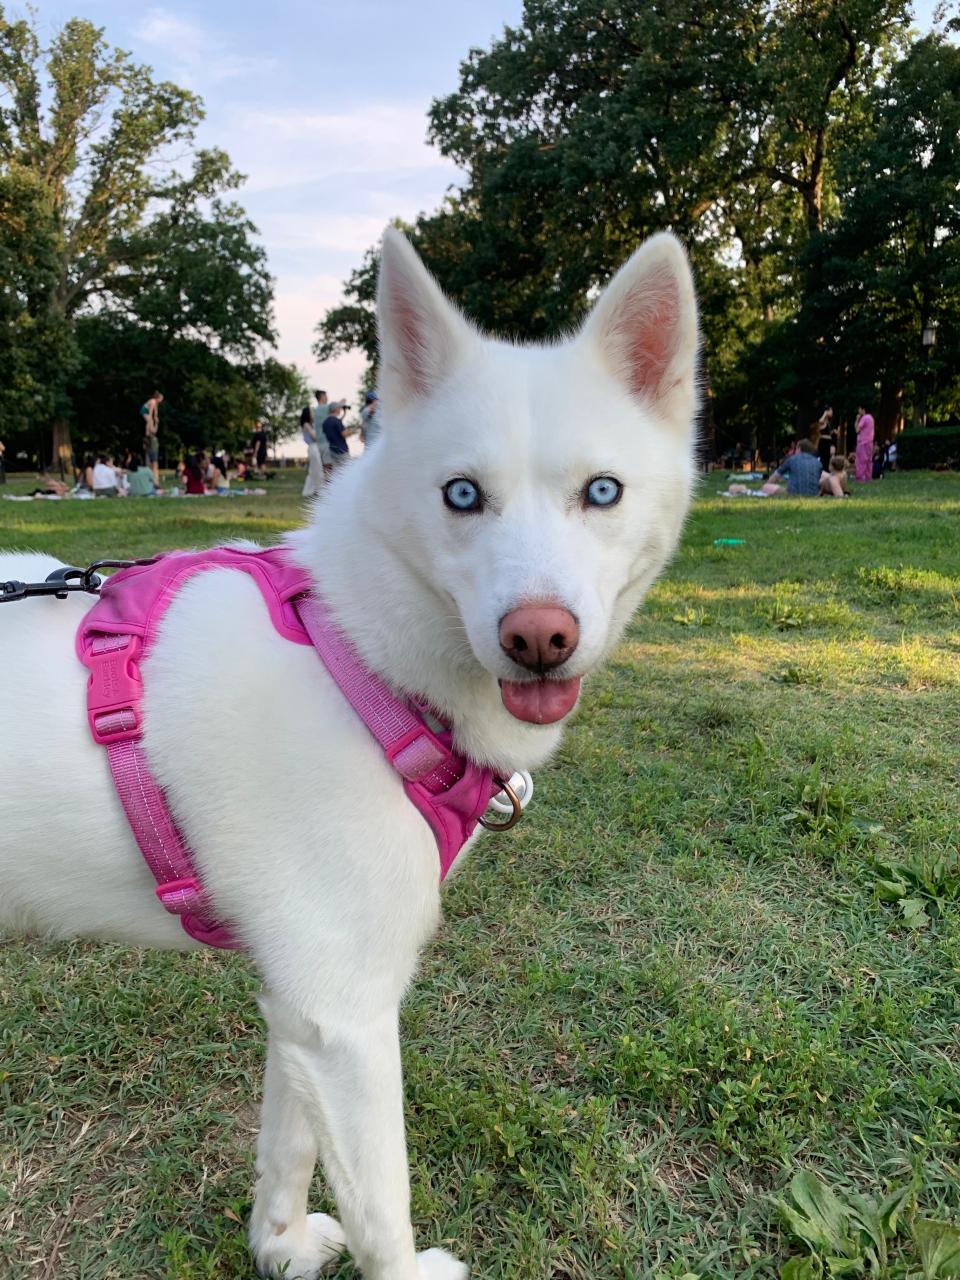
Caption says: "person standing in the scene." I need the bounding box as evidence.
[251,419,269,471]
[816,407,835,471]
[141,390,163,485]
[312,388,336,477]
[854,406,875,482]
[360,391,381,448]
[302,396,325,497]
[321,401,351,466]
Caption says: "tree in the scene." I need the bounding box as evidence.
[248,358,310,451]
[0,8,274,462]
[813,33,960,435]
[316,0,929,456]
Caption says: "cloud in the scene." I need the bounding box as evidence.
[134,7,276,85]
[228,103,458,197]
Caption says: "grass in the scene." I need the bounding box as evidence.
[2,469,960,1279]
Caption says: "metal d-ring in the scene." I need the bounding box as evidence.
[478,776,523,831]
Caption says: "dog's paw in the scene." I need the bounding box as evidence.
[254,1212,346,1279]
[416,1247,468,1280]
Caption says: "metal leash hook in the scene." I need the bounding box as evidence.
[0,556,158,604]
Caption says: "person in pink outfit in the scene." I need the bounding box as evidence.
[855,406,875,482]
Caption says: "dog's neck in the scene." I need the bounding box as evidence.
[285,466,564,773]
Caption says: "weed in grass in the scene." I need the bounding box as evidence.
[776,1169,960,1279]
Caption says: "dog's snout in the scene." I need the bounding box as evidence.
[499,604,579,672]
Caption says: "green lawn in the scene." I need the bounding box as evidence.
[2,470,959,1280]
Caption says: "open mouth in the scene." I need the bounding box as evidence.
[499,676,582,725]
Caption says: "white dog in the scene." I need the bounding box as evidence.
[0,229,699,1278]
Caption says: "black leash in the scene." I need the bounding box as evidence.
[0,558,159,603]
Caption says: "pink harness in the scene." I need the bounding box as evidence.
[77,546,507,949]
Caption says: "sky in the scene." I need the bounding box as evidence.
[29,0,943,434]
[30,0,525,414]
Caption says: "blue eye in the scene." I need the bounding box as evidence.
[443,477,483,513]
[585,476,623,508]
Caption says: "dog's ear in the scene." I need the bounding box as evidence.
[582,231,699,424]
[377,228,470,411]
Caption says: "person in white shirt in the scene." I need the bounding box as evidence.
[92,455,120,497]
[302,390,328,497]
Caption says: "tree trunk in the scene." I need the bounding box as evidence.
[51,417,73,479]
[876,384,903,444]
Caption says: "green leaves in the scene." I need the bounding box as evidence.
[870,853,960,931]
[0,7,274,462]
[914,1220,960,1279]
[778,1172,960,1279]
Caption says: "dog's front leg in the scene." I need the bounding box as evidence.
[255,992,466,1280]
[250,1029,347,1278]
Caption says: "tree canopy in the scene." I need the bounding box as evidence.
[0,7,296,468]
[316,0,960,455]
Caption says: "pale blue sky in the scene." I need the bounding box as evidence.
[28,1,943,405]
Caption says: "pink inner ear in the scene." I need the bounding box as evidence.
[615,269,680,399]
[392,291,431,396]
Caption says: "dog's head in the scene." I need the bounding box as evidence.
[365,228,699,733]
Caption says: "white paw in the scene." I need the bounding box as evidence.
[254,1212,346,1279]
[416,1247,469,1280]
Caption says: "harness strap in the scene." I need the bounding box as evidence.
[295,595,502,877]
[86,633,239,949]
[297,596,456,788]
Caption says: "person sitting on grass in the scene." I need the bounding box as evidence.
[763,438,823,497]
[207,453,230,494]
[126,454,157,497]
[92,454,121,497]
[180,452,206,495]
[819,454,849,498]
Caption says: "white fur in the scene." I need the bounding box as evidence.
[0,230,699,1278]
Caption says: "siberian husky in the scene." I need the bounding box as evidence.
[0,229,699,1278]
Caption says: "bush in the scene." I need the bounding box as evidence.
[896,425,960,470]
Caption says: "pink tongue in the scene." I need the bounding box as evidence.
[500,676,582,724]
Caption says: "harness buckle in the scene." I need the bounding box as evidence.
[385,724,451,782]
[86,634,144,744]
[155,876,203,917]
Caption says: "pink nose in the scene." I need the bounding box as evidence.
[499,604,579,672]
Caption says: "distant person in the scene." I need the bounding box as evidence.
[766,439,822,496]
[182,452,206,495]
[141,390,163,485]
[312,388,336,476]
[251,419,268,470]
[302,401,324,497]
[816,407,836,470]
[854,406,875,482]
[818,455,849,498]
[321,400,351,466]
[208,453,229,493]
[75,453,96,494]
[92,454,120,497]
[360,391,381,447]
[126,454,156,497]
[0,438,6,485]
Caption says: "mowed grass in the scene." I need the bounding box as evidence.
[2,470,960,1279]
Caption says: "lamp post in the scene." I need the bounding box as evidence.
[918,321,938,428]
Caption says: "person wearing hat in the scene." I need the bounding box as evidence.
[321,400,351,467]
[360,390,381,448]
